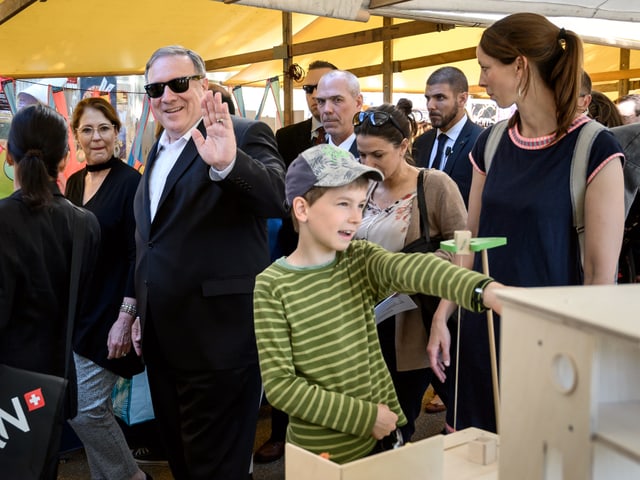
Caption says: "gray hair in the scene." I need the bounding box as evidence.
[145,45,206,81]
[319,70,361,98]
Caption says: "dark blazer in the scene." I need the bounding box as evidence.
[134,116,286,371]
[0,186,100,380]
[276,117,313,167]
[348,138,359,159]
[611,123,640,216]
[412,117,483,205]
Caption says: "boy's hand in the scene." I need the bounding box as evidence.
[371,404,398,440]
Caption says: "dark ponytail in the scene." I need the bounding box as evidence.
[18,149,52,207]
[7,104,68,208]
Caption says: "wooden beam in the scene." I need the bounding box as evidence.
[0,0,38,26]
[204,21,453,71]
[618,49,631,97]
[382,17,393,103]
[592,81,640,94]
[591,68,640,82]
[282,12,293,125]
[369,0,412,7]
[349,46,476,79]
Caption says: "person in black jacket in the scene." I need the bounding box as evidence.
[0,104,100,480]
[412,66,483,206]
[66,97,150,480]
[132,45,286,480]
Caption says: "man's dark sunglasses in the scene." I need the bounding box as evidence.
[144,75,204,98]
[302,84,318,94]
[352,111,406,139]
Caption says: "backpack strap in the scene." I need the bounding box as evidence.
[484,119,509,174]
[571,120,607,266]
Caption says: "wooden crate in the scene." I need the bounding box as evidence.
[285,435,444,480]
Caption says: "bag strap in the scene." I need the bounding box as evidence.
[64,206,88,379]
[484,118,605,267]
[484,119,509,174]
[571,120,606,266]
[416,169,430,243]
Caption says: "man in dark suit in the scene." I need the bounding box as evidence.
[254,60,338,464]
[132,46,286,480]
[412,66,483,205]
[275,60,337,167]
[316,70,363,158]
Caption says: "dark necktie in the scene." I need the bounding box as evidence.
[313,126,326,145]
[432,132,448,170]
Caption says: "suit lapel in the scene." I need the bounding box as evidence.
[156,138,200,215]
[419,130,437,168]
[443,119,472,175]
[348,139,359,159]
[138,142,162,235]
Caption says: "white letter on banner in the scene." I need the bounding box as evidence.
[0,397,31,448]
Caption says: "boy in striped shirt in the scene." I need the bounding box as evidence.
[253,144,503,463]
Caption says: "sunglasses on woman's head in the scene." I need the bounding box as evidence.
[352,111,406,139]
[144,75,204,98]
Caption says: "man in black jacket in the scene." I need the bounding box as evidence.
[133,45,286,480]
[412,66,483,206]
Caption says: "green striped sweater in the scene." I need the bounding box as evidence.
[253,240,491,463]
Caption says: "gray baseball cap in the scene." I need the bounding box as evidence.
[285,144,383,206]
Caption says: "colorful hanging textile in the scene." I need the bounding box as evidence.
[232,86,246,118]
[127,95,151,171]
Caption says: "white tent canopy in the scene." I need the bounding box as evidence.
[223,0,640,49]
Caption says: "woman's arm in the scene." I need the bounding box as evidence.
[426,168,486,381]
[583,158,625,284]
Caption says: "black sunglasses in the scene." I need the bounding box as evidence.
[352,111,406,139]
[144,74,204,98]
[302,84,318,94]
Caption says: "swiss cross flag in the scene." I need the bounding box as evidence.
[24,388,46,412]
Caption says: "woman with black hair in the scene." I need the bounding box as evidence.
[0,104,100,479]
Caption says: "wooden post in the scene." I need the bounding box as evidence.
[618,48,630,98]
[441,235,507,433]
[382,17,393,104]
[282,11,293,126]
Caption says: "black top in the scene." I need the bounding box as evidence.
[66,159,143,377]
[0,184,100,379]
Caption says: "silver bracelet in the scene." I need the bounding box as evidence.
[119,302,137,317]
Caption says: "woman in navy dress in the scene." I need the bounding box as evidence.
[427,12,625,432]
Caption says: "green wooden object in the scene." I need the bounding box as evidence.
[440,237,507,253]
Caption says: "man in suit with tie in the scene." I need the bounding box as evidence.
[132,45,286,480]
[275,60,337,167]
[316,70,363,158]
[412,66,483,205]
